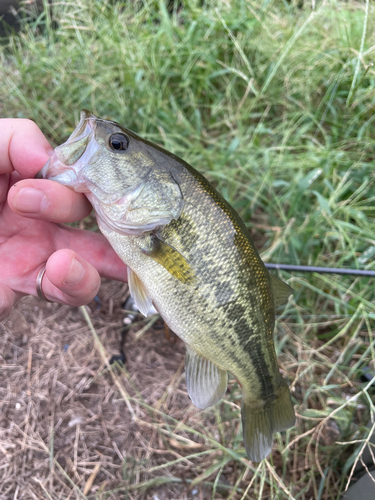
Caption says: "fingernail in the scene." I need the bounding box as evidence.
[14,187,48,214]
[64,258,85,286]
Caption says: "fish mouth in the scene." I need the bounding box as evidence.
[67,109,97,144]
[36,110,99,187]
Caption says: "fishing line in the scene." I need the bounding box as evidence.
[265,263,375,278]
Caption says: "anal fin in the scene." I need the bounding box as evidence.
[185,346,227,409]
[127,267,153,317]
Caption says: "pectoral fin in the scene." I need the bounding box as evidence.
[269,273,293,308]
[185,346,227,409]
[127,267,153,317]
[143,235,194,284]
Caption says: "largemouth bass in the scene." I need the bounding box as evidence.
[39,110,295,461]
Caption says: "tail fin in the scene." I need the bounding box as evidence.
[241,381,295,462]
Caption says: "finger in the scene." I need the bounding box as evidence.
[8,179,92,222]
[0,284,20,321]
[0,118,53,176]
[40,250,101,306]
[55,225,128,282]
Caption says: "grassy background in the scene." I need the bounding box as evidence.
[1,0,375,498]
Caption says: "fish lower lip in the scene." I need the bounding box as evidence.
[47,171,78,185]
[35,159,50,179]
[35,158,78,186]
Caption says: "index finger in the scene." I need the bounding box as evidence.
[0,118,53,177]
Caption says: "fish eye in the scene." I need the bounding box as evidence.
[109,133,129,152]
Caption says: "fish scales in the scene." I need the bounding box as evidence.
[39,110,295,462]
[161,169,275,391]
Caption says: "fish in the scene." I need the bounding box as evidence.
[39,110,295,462]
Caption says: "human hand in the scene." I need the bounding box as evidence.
[0,118,128,319]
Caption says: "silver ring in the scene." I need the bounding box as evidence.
[36,265,53,302]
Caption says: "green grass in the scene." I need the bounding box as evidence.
[1,0,375,498]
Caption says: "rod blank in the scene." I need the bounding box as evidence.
[265,263,375,278]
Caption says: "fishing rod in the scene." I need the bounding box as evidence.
[265,263,375,278]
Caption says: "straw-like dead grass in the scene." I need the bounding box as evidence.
[0,281,197,499]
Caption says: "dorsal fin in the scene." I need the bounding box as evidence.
[185,345,227,409]
[269,272,293,308]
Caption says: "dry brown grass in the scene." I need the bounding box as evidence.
[0,281,249,499]
[1,281,185,498]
